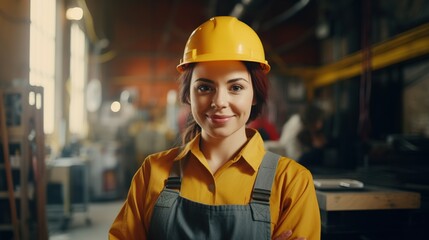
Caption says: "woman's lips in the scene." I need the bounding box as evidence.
[208,114,232,124]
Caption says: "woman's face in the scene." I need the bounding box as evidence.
[190,61,255,140]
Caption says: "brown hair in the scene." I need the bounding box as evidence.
[178,62,269,144]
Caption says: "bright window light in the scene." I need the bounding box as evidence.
[30,0,56,134]
[69,23,88,137]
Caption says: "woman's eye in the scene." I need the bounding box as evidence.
[197,85,212,93]
[231,85,244,92]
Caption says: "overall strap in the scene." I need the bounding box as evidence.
[148,148,186,237]
[164,147,186,190]
[252,151,281,203]
[250,151,281,223]
[165,160,182,190]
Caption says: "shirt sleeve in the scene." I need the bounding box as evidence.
[109,167,147,240]
[273,166,321,240]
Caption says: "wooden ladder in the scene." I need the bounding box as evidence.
[0,89,20,240]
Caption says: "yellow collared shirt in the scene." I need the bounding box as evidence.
[109,129,321,239]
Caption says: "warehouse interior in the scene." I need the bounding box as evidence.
[1,0,429,239]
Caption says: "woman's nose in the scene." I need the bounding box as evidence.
[211,89,227,109]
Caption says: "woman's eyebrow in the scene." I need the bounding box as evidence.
[194,78,250,83]
[194,78,213,83]
[228,78,250,83]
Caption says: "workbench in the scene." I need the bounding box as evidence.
[316,186,422,239]
[46,157,91,230]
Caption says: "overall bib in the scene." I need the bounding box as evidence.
[148,151,280,240]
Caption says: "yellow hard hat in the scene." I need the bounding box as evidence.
[177,16,270,73]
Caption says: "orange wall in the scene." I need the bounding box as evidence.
[0,0,30,84]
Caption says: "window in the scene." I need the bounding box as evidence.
[69,23,88,137]
[29,0,56,134]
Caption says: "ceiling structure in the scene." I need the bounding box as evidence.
[91,0,319,65]
[82,0,320,104]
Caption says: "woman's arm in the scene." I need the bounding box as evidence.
[273,164,321,240]
[109,168,147,240]
[274,230,307,240]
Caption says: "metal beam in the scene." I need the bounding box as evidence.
[308,23,429,88]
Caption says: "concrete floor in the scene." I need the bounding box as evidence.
[49,200,123,240]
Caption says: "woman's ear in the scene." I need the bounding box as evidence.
[252,98,257,106]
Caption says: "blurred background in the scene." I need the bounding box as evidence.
[1,0,429,239]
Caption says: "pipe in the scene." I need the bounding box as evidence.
[230,0,253,19]
[256,0,310,31]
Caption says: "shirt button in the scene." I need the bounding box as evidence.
[208,184,215,192]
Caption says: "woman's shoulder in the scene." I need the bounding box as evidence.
[142,147,182,167]
[136,147,183,183]
[275,154,313,180]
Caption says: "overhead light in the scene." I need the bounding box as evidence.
[316,21,330,39]
[110,101,121,113]
[66,7,83,20]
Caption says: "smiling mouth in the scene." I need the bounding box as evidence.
[207,115,232,124]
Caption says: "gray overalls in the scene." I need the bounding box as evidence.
[148,151,280,240]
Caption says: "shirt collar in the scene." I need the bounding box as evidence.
[173,133,203,161]
[240,128,266,171]
[174,129,266,172]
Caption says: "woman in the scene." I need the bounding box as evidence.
[109,16,320,240]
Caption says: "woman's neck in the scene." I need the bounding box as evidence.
[200,128,248,173]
